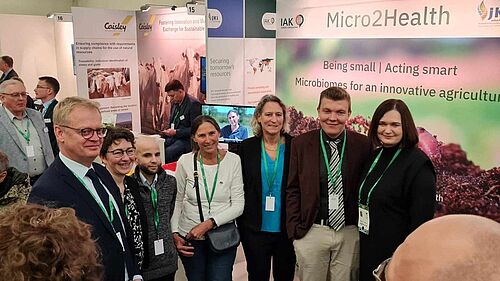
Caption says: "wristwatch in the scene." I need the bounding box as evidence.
[209,218,217,229]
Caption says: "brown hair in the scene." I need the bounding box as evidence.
[251,94,289,137]
[0,56,13,68]
[164,79,184,92]
[368,99,419,149]
[39,76,60,94]
[317,87,351,113]
[100,126,135,157]
[53,96,101,126]
[191,115,220,151]
[0,204,103,281]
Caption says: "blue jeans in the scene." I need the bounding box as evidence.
[179,240,237,281]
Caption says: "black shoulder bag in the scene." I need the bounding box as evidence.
[193,152,240,253]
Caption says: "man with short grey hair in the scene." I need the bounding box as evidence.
[0,79,54,185]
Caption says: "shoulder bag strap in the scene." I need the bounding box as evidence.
[193,152,205,223]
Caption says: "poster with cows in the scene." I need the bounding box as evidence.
[72,7,141,131]
[136,8,205,134]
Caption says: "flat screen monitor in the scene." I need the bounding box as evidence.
[200,56,206,94]
[201,104,255,144]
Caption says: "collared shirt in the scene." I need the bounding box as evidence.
[59,153,142,281]
[139,172,158,189]
[0,68,12,81]
[317,129,346,222]
[42,98,56,116]
[3,106,46,176]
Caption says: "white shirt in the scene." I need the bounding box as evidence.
[171,151,245,236]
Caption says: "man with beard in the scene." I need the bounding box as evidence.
[132,136,178,281]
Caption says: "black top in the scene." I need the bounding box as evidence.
[43,99,59,156]
[168,94,201,141]
[359,146,436,281]
[237,134,292,232]
[317,130,345,223]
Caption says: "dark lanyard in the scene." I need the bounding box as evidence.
[261,137,282,195]
[199,151,220,213]
[358,148,402,207]
[320,129,346,185]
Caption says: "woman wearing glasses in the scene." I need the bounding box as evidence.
[172,115,244,281]
[237,95,295,281]
[358,99,436,281]
[100,126,147,270]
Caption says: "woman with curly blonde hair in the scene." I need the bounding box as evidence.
[0,204,103,281]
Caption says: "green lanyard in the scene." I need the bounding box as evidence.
[261,138,282,195]
[199,151,220,213]
[12,118,31,144]
[320,129,346,186]
[146,180,160,236]
[74,173,115,224]
[358,148,402,207]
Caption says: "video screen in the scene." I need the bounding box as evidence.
[201,104,255,144]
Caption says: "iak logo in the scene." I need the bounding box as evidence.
[478,1,500,22]
[280,14,304,29]
[104,15,133,36]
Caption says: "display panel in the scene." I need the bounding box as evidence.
[201,104,255,143]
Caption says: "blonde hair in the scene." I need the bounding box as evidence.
[53,96,101,126]
[250,95,289,137]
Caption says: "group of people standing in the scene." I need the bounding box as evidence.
[0,59,436,281]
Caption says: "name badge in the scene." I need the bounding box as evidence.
[44,118,51,123]
[358,204,370,235]
[26,145,35,157]
[180,115,185,121]
[329,194,339,210]
[170,123,175,129]
[154,239,165,255]
[116,232,125,252]
[265,196,275,212]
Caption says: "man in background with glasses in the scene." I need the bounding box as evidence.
[0,79,54,185]
[28,96,142,281]
[34,76,60,156]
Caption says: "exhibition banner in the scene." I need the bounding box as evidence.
[276,0,500,220]
[72,7,139,130]
[207,0,277,105]
[136,8,205,134]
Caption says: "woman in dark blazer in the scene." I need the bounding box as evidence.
[238,95,296,281]
[359,99,436,281]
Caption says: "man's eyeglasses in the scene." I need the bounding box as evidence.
[1,92,29,99]
[59,125,107,139]
[108,147,136,158]
[35,85,51,90]
[373,258,391,281]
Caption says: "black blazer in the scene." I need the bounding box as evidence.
[43,100,59,156]
[0,68,18,82]
[28,157,140,280]
[168,94,201,140]
[237,134,292,233]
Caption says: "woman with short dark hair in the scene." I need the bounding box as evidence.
[359,99,436,281]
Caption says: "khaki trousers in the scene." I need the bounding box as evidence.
[293,224,359,281]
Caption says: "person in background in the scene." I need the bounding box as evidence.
[374,215,500,281]
[34,76,60,156]
[286,87,370,281]
[172,115,244,281]
[0,79,54,185]
[161,79,201,164]
[100,127,147,270]
[359,99,436,281]
[28,96,141,281]
[220,109,248,141]
[132,136,178,281]
[0,204,103,281]
[0,149,31,213]
[238,95,295,281]
[0,56,18,83]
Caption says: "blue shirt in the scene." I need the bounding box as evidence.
[260,145,285,232]
[220,124,248,140]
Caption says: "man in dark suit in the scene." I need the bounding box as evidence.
[0,56,18,83]
[28,96,142,281]
[34,76,60,156]
[161,79,201,163]
[286,87,370,281]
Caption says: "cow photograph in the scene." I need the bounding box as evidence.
[87,67,131,99]
[138,45,205,134]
